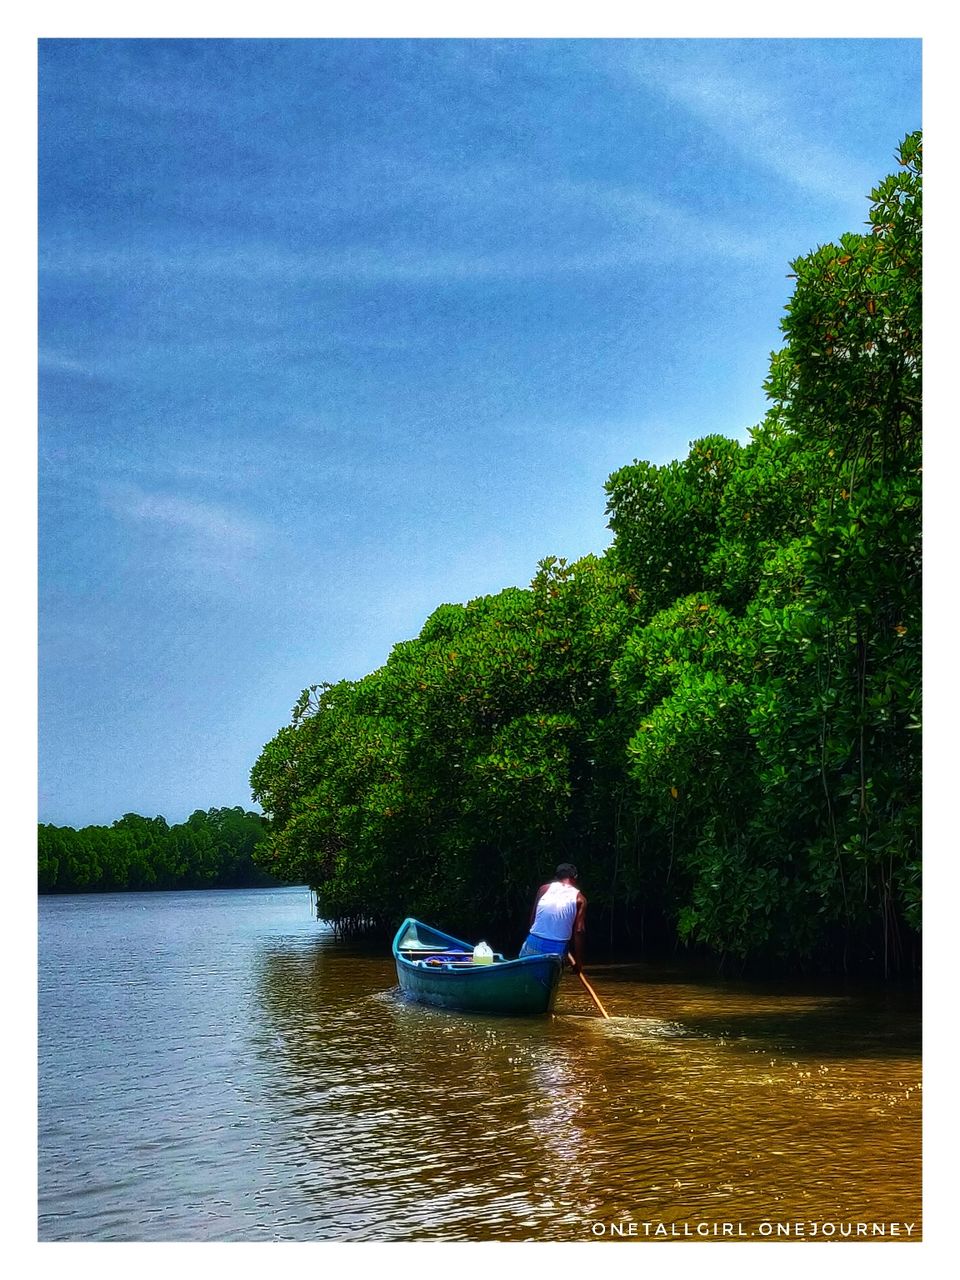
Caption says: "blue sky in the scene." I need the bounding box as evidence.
[38,37,922,827]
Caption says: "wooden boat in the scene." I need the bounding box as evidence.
[392,918,563,1016]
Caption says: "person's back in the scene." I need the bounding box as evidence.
[530,879,579,941]
[520,862,586,968]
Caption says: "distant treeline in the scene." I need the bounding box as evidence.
[252,137,921,974]
[38,807,279,894]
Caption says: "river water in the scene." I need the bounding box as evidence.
[38,886,921,1242]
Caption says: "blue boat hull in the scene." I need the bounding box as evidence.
[392,918,563,1016]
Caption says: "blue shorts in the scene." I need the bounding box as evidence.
[520,933,568,958]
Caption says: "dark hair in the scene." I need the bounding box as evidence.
[555,862,578,881]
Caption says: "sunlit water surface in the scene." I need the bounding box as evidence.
[38,887,921,1241]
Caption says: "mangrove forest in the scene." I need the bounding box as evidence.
[38,807,276,894]
[246,133,920,974]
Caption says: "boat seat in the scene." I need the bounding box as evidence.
[399,941,469,953]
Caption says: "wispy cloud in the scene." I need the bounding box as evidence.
[39,349,95,377]
[558,178,769,260]
[98,482,270,591]
[32,240,634,285]
[39,179,768,290]
[103,484,264,550]
[635,57,874,205]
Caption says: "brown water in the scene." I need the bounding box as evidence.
[38,887,921,1242]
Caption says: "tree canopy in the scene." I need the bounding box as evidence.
[38,807,277,894]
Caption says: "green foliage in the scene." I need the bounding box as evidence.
[252,555,641,938]
[251,134,921,973]
[605,434,743,618]
[38,808,278,894]
[766,132,921,473]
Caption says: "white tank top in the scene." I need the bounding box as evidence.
[531,881,579,941]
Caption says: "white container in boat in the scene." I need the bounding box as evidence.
[473,941,493,965]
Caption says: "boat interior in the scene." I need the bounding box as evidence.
[396,921,505,967]
[398,947,506,968]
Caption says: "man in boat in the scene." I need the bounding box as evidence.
[519,863,586,972]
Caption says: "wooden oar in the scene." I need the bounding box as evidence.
[567,953,610,1019]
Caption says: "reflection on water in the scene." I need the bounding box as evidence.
[38,888,921,1241]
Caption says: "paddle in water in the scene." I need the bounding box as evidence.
[567,952,610,1018]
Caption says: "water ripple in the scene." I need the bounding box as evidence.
[39,889,921,1241]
